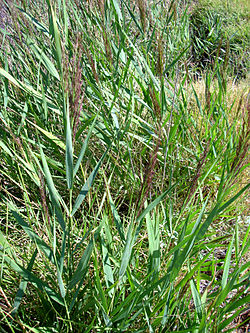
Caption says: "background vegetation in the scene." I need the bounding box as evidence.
[0,0,249,332]
[189,0,250,79]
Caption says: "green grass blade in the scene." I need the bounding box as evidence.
[27,39,60,80]
[12,249,38,314]
[101,235,115,297]
[1,254,64,306]
[137,184,177,224]
[0,68,58,111]
[198,183,249,242]
[146,209,160,277]
[65,98,73,189]
[122,1,144,35]
[215,268,241,308]
[49,3,62,72]
[161,283,173,326]
[93,246,108,312]
[221,234,234,290]
[68,239,94,289]
[16,8,50,36]
[56,264,66,298]
[9,205,56,265]
[40,146,66,231]
[221,294,250,319]
[73,114,98,178]
[27,121,65,149]
[71,145,110,217]
[112,0,122,22]
[217,183,250,215]
[190,279,202,321]
[0,230,15,258]
[218,306,248,332]
[108,192,125,242]
[119,222,134,279]
[164,45,190,75]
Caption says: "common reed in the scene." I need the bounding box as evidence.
[137,0,147,33]
[0,1,249,332]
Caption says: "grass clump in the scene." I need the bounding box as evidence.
[0,0,249,332]
[189,0,250,79]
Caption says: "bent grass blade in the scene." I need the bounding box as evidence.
[71,145,111,217]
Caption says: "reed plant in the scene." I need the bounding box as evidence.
[0,0,249,332]
[189,0,250,79]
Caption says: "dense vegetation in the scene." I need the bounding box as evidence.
[0,0,249,332]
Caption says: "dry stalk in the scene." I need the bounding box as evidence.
[137,0,147,33]
[136,86,162,217]
[186,138,211,203]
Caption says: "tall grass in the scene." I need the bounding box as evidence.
[0,0,249,332]
[189,0,250,79]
